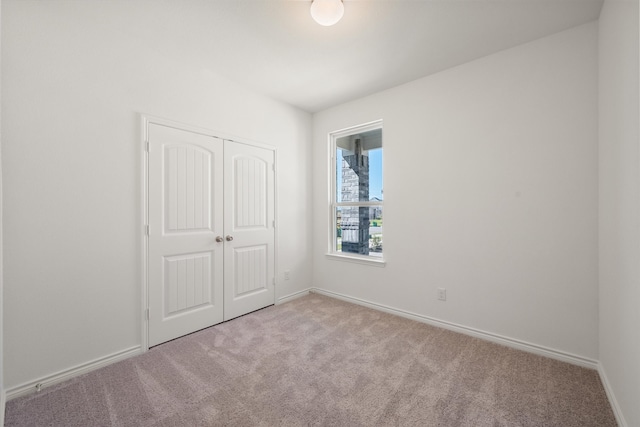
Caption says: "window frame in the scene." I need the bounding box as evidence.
[327,120,385,266]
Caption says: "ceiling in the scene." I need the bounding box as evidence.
[94,0,605,113]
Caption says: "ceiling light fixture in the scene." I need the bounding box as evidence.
[310,0,344,27]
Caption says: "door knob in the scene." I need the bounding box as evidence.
[226,235,234,242]
[215,236,223,243]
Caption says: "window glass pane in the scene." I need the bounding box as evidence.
[336,129,383,203]
[335,206,383,257]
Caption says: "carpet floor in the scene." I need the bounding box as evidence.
[5,293,617,426]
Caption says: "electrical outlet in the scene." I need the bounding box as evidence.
[437,288,447,301]
[284,270,291,280]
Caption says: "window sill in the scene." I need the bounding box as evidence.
[325,253,386,267]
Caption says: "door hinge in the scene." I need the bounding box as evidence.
[272,220,275,228]
[145,225,150,236]
[146,308,150,320]
[145,141,150,152]
[272,277,276,286]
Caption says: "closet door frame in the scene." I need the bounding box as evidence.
[140,114,278,352]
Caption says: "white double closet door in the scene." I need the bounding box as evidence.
[147,123,275,347]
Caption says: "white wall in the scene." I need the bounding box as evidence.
[598,0,640,425]
[1,1,312,390]
[313,23,599,360]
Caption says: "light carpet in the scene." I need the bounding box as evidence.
[5,293,617,426]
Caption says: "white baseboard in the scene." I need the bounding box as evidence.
[597,363,628,427]
[5,345,142,401]
[311,288,599,369]
[277,288,311,305]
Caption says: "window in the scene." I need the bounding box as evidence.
[329,121,383,264]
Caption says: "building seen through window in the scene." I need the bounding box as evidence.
[332,123,383,259]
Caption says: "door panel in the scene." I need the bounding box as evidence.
[163,251,213,316]
[233,245,268,297]
[164,145,213,232]
[148,124,224,347]
[234,156,268,229]
[224,141,275,320]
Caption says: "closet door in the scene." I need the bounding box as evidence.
[223,140,275,320]
[147,124,224,347]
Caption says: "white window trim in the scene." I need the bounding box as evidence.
[327,120,385,267]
